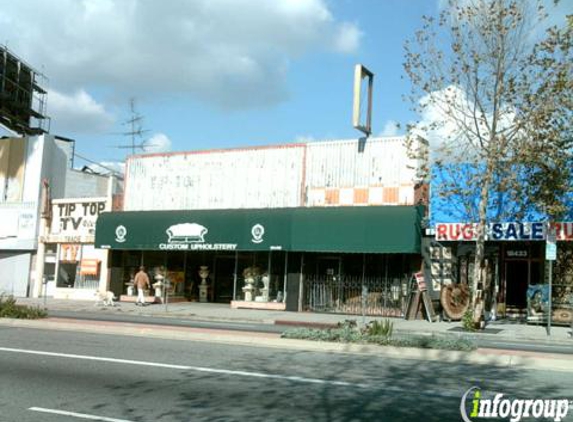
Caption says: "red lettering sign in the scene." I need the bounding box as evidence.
[436,224,447,240]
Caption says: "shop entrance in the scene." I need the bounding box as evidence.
[502,244,544,317]
[505,260,529,310]
[213,256,236,303]
[316,257,342,280]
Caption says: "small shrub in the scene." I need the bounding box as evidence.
[365,319,394,338]
[281,326,363,343]
[0,294,47,319]
[462,308,476,332]
[336,325,363,342]
[337,319,358,329]
[425,336,476,351]
[281,327,477,351]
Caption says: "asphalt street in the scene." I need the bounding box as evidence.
[1,325,572,422]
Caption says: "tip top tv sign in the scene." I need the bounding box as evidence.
[435,222,573,242]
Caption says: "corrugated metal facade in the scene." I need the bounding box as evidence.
[304,137,417,206]
[124,137,418,211]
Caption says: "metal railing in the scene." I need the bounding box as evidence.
[304,275,407,317]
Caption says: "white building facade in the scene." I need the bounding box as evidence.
[0,134,120,297]
[124,137,418,211]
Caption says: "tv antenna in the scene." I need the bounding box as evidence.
[114,98,151,154]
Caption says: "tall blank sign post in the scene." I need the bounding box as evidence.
[352,64,374,137]
[546,224,557,336]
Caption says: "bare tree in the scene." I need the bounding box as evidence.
[404,0,572,326]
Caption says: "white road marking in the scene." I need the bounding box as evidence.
[1,346,469,399]
[29,407,133,422]
[0,346,368,388]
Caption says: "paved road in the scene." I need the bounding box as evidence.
[0,326,572,422]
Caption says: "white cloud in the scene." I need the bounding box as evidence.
[48,89,114,134]
[411,85,516,161]
[410,85,482,161]
[294,135,316,143]
[0,0,360,109]
[86,160,125,176]
[379,120,400,137]
[333,23,362,53]
[143,133,172,153]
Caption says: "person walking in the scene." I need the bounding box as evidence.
[134,266,150,306]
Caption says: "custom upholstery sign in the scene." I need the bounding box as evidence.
[96,206,424,253]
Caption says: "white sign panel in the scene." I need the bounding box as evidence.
[124,146,305,211]
[0,203,38,243]
[546,241,557,261]
[49,198,107,243]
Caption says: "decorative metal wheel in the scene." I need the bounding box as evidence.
[553,308,573,324]
[440,283,470,320]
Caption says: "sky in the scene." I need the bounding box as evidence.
[0,0,568,173]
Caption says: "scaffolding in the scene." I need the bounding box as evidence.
[0,44,50,135]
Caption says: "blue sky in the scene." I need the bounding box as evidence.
[0,0,567,172]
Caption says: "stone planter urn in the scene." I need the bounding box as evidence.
[154,270,166,298]
[242,266,261,302]
[242,276,255,302]
[198,266,210,303]
[153,278,164,298]
[260,273,270,302]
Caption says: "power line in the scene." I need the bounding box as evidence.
[73,151,124,179]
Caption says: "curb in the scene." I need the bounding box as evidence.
[1,317,573,373]
[46,308,278,326]
[390,328,573,346]
[274,320,338,329]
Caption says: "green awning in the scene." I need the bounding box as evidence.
[95,206,423,254]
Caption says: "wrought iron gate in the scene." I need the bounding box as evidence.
[304,275,408,317]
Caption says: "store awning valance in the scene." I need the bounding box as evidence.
[95,206,423,254]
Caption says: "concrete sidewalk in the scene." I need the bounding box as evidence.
[2,316,573,374]
[15,297,573,346]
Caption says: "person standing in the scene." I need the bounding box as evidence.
[134,266,150,306]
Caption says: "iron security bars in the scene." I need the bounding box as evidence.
[304,275,408,317]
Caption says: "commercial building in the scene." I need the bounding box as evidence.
[0,134,121,298]
[423,166,573,324]
[95,137,425,314]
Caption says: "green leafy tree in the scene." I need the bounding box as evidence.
[403,0,572,325]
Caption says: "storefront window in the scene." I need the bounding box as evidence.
[142,251,166,288]
[166,251,186,296]
[268,251,287,301]
[56,244,101,289]
[57,244,81,288]
[122,250,142,286]
[57,262,77,288]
